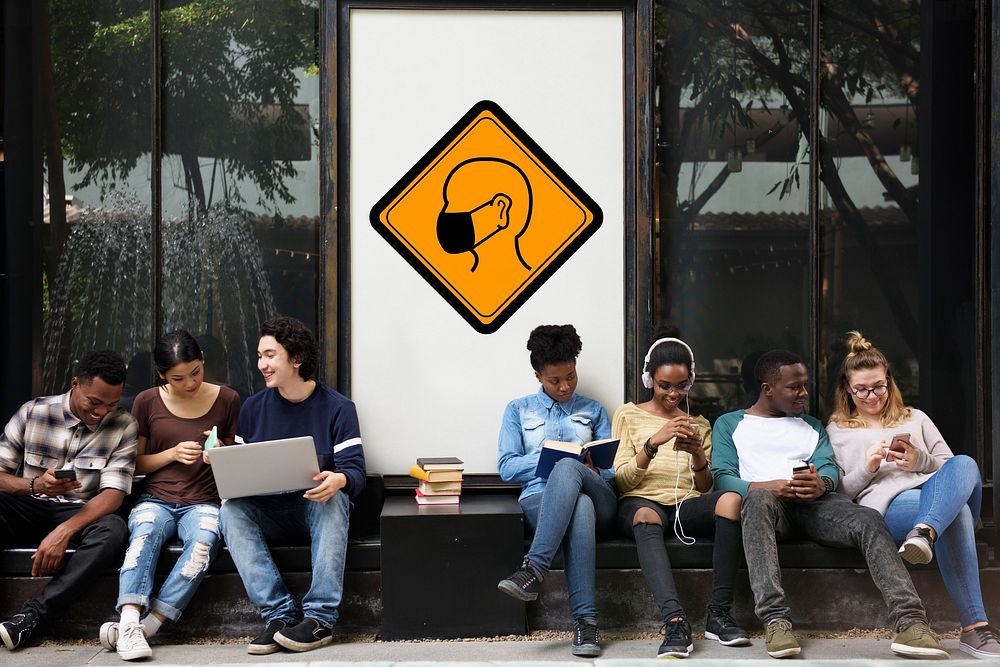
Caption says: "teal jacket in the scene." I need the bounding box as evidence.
[710,409,840,497]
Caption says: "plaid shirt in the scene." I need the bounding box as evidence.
[0,390,138,501]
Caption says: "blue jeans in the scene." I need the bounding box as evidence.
[219,491,350,629]
[117,495,221,621]
[520,458,617,621]
[883,455,986,627]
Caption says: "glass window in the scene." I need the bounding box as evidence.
[818,0,978,457]
[40,1,153,404]
[653,0,811,420]
[160,0,320,397]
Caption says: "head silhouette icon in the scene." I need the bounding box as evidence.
[436,157,533,272]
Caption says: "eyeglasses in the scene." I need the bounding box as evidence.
[657,380,693,394]
[851,384,888,400]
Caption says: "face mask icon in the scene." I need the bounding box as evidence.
[436,199,502,255]
[436,158,532,272]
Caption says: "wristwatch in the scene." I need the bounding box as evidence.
[821,476,834,494]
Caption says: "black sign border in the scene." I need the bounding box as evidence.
[369,100,604,335]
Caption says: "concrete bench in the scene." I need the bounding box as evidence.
[1,476,995,638]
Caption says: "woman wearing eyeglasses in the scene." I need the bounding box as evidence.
[827,331,998,660]
[611,330,748,659]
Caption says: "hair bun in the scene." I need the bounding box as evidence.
[845,330,872,354]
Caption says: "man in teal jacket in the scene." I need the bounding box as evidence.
[712,350,946,661]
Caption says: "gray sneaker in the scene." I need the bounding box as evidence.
[899,526,934,565]
[960,624,1000,660]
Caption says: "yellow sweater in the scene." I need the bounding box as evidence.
[611,402,713,505]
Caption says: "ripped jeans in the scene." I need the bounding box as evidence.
[116,495,221,621]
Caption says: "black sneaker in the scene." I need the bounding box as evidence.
[705,605,751,646]
[0,611,39,651]
[497,560,543,602]
[274,617,333,652]
[571,618,601,657]
[657,617,693,658]
[247,619,289,655]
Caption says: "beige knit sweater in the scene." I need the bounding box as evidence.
[826,408,951,515]
[611,402,713,505]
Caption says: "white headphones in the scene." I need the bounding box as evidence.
[641,337,697,389]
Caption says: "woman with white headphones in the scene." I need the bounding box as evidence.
[612,328,748,658]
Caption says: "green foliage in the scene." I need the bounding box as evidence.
[49,0,319,208]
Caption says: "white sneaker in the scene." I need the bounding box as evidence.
[99,621,119,651]
[116,621,152,661]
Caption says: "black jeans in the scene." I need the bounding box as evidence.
[0,493,128,621]
[618,491,743,621]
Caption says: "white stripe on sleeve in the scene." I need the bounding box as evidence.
[333,437,362,453]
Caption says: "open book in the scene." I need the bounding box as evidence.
[535,438,620,479]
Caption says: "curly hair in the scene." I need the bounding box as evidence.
[754,350,805,387]
[526,324,582,371]
[76,350,127,386]
[260,315,319,381]
[829,331,910,428]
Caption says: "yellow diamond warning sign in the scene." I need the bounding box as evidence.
[369,100,603,334]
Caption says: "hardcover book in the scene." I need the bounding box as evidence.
[415,457,465,471]
[534,438,620,479]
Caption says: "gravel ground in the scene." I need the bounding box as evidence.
[37,625,962,648]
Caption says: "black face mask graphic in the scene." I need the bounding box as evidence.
[436,210,477,254]
[436,200,496,254]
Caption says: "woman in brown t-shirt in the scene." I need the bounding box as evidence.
[99,330,239,660]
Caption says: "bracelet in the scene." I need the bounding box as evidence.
[642,439,657,459]
[822,476,834,494]
[29,476,38,496]
[691,461,709,473]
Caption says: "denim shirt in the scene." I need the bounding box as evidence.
[497,386,613,501]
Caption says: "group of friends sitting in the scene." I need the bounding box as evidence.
[0,316,364,659]
[495,324,998,660]
[0,317,995,661]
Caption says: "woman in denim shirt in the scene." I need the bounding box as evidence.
[496,324,617,657]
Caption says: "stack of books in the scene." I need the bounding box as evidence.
[409,457,464,505]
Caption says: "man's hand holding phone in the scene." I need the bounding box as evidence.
[789,463,825,500]
[34,468,82,496]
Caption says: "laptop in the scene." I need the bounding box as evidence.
[208,436,320,500]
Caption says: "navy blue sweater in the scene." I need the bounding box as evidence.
[235,383,367,500]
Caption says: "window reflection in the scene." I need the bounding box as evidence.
[160,0,320,395]
[654,0,812,419]
[40,1,151,394]
[818,0,922,417]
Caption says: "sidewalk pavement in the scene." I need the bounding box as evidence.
[1,637,982,666]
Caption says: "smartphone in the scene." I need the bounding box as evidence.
[791,463,810,474]
[674,423,700,450]
[204,425,219,451]
[54,468,77,481]
[884,433,910,460]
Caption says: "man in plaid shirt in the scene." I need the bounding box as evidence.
[0,350,138,651]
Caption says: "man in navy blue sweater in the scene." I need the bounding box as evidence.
[220,316,366,654]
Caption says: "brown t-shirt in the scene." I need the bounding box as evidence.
[131,385,240,505]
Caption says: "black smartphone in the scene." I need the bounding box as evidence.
[791,463,810,474]
[54,468,77,481]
